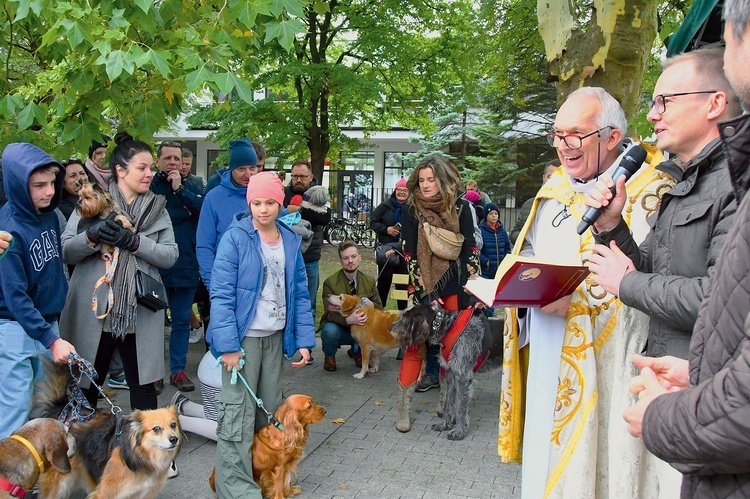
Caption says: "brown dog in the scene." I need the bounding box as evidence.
[76,183,135,255]
[209,394,326,499]
[0,419,70,499]
[38,407,182,499]
[327,294,400,379]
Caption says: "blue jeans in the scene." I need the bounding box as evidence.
[304,260,319,321]
[320,322,360,357]
[0,319,55,438]
[167,285,198,374]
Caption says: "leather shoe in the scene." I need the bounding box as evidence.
[347,348,362,368]
[324,356,337,372]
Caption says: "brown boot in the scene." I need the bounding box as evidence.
[396,380,416,433]
[347,347,362,368]
[324,356,337,372]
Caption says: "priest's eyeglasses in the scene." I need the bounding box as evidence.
[546,126,611,150]
[647,91,717,115]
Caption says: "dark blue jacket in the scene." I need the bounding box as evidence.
[478,220,511,279]
[0,143,68,347]
[207,213,316,359]
[150,171,203,287]
[203,168,226,196]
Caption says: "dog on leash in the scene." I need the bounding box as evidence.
[0,419,70,499]
[390,304,501,440]
[76,183,135,255]
[209,394,326,499]
[326,294,400,378]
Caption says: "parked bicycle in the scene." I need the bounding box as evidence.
[324,216,376,248]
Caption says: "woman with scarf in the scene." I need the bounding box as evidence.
[60,132,178,410]
[396,155,480,432]
[82,134,112,189]
[370,178,409,309]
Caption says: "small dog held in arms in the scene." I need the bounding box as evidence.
[0,419,71,499]
[31,360,183,499]
[76,183,135,255]
[209,394,326,499]
[327,293,400,378]
[390,304,502,440]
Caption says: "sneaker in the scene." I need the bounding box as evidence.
[416,374,440,393]
[306,355,314,365]
[324,356,337,372]
[170,372,195,392]
[167,461,178,479]
[107,372,129,390]
[188,326,203,344]
[170,391,189,415]
[154,379,165,395]
[347,347,362,368]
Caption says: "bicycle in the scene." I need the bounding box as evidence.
[324,217,376,248]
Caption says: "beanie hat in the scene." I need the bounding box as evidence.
[88,134,111,159]
[395,178,407,189]
[484,202,500,219]
[465,190,482,203]
[306,185,330,207]
[229,138,258,171]
[246,171,284,206]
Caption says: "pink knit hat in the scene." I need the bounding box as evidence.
[246,171,284,205]
[465,190,481,203]
[395,178,408,189]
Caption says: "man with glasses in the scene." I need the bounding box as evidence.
[319,241,381,372]
[498,87,674,497]
[283,160,332,324]
[151,141,204,392]
[586,47,740,495]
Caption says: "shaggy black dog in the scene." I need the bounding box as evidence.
[390,304,502,440]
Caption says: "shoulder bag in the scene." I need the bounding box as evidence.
[135,261,169,311]
[420,212,464,261]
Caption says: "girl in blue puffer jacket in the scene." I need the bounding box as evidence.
[207,172,315,498]
[478,202,511,279]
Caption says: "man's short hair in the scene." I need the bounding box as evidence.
[724,0,750,41]
[157,141,182,158]
[566,87,628,137]
[662,47,742,118]
[337,240,358,257]
[252,142,266,161]
[466,179,478,189]
[182,149,193,159]
[291,160,312,173]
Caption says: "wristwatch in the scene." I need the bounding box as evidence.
[173,184,184,193]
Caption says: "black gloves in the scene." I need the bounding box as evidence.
[86,216,112,245]
[98,218,140,252]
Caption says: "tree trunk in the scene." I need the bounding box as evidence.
[537,0,658,123]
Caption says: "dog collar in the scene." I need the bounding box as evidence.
[10,435,44,474]
[432,309,446,331]
[0,476,27,498]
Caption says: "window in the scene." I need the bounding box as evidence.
[384,152,414,188]
[340,151,375,171]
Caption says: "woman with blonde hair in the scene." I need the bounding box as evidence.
[396,155,480,432]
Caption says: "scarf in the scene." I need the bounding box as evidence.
[412,190,460,294]
[84,158,112,188]
[390,196,405,224]
[104,183,166,338]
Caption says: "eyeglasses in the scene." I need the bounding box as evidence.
[395,188,408,193]
[647,91,717,115]
[546,126,611,150]
[291,174,311,180]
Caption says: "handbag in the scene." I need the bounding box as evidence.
[421,215,464,261]
[135,262,168,311]
[375,241,402,268]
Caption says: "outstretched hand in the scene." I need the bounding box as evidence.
[292,348,311,368]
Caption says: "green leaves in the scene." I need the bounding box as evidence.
[16,102,47,131]
[264,18,304,51]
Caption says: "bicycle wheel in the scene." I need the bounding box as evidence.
[359,228,377,249]
[327,227,347,245]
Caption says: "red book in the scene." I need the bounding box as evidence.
[464,255,589,307]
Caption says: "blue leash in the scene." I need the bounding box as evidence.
[211,347,284,431]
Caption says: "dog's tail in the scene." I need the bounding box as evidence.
[30,357,71,420]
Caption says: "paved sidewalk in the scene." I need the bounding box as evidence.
[151,339,521,498]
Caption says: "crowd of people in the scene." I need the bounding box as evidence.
[1,3,750,496]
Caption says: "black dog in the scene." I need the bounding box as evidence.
[390,304,502,440]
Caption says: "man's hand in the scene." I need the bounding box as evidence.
[0,231,12,257]
[286,205,301,213]
[346,309,367,326]
[584,174,627,232]
[167,170,182,191]
[587,241,635,296]
[49,338,76,364]
[222,351,244,372]
[540,294,571,317]
[291,348,311,368]
[624,366,671,437]
[630,354,689,393]
[387,226,400,237]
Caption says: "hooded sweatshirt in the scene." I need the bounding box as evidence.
[0,143,67,347]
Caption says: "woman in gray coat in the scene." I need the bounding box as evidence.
[60,132,178,410]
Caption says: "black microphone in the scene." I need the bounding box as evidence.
[576,145,647,235]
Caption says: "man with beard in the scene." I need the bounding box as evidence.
[283,160,331,320]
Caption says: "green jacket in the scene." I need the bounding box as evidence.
[320,269,382,328]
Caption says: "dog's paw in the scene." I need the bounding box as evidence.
[368,366,379,373]
[447,428,467,440]
[432,421,451,432]
[352,372,365,379]
[289,485,302,496]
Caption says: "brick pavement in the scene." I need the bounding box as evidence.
[152,338,522,498]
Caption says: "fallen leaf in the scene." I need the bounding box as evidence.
[374,401,383,406]
[331,418,345,424]
[339,484,347,489]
